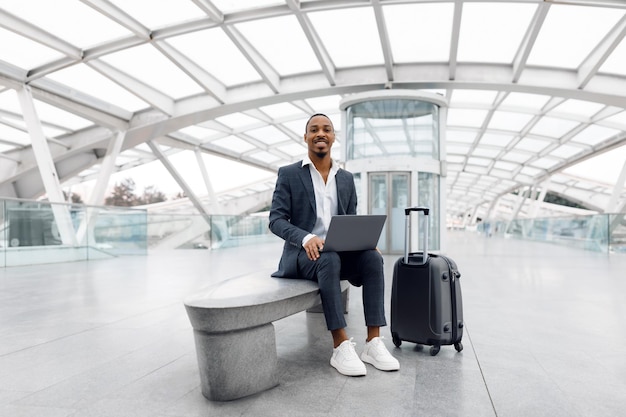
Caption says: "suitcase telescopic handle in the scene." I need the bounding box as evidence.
[404,207,429,265]
[404,207,430,216]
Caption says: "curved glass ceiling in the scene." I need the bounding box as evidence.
[0,0,625,222]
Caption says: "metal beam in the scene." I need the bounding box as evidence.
[80,0,151,39]
[578,14,626,87]
[512,2,550,83]
[372,0,394,82]
[76,130,126,245]
[153,40,227,103]
[448,0,463,81]
[87,59,174,115]
[88,131,126,206]
[28,77,131,129]
[606,159,626,213]
[16,85,77,245]
[0,9,81,59]
[191,0,225,22]
[146,140,212,223]
[221,25,280,93]
[288,2,337,86]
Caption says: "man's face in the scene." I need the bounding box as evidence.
[304,115,335,158]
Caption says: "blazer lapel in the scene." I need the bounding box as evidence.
[335,169,350,214]
[297,164,317,215]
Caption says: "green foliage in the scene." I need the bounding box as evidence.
[140,185,167,205]
[63,190,83,204]
[105,178,167,207]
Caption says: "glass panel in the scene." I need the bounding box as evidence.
[529,116,579,138]
[168,28,260,86]
[47,64,150,113]
[390,173,410,253]
[418,172,440,251]
[145,213,276,250]
[609,214,626,253]
[235,16,321,75]
[345,99,439,160]
[383,3,454,62]
[211,215,277,249]
[91,207,148,256]
[309,8,383,67]
[369,173,388,252]
[458,2,535,63]
[450,90,498,106]
[503,214,609,253]
[6,202,64,247]
[1,199,148,266]
[447,108,489,128]
[527,5,624,69]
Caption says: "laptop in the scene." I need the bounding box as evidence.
[322,214,387,252]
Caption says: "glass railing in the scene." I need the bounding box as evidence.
[477,213,626,254]
[4,196,623,267]
[145,212,276,250]
[0,198,277,267]
[0,198,148,267]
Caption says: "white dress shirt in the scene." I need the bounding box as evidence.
[301,156,339,244]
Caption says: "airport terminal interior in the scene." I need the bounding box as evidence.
[1,1,626,416]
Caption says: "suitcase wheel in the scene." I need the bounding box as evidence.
[392,332,402,348]
[429,345,440,356]
[454,342,463,352]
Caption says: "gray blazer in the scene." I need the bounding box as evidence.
[269,161,357,278]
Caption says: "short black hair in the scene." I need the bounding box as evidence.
[305,113,334,133]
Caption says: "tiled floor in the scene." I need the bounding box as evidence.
[1,231,625,417]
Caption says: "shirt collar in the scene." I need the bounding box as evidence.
[302,156,339,174]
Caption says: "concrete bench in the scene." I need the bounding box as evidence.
[183,271,349,401]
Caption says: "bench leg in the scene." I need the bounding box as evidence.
[192,323,279,401]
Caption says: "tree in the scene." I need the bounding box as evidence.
[138,185,167,205]
[104,178,168,206]
[105,178,139,206]
[63,190,83,204]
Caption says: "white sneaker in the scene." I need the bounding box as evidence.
[330,338,367,376]
[360,336,400,371]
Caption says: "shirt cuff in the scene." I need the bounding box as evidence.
[302,233,315,246]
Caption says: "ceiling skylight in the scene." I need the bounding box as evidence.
[527,5,625,68]
[166,29,261,87]
[0,0,624,223]
[235,15,320,75]
[309,8,383,67]
[457,2,535,63]
[384,3,454,63]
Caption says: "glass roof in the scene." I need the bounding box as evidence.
[1,0,625,222]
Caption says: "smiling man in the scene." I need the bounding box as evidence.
[268,113,399,376]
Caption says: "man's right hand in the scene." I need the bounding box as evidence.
[303,235,325,261]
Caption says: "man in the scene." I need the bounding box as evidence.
[269,113,399,376]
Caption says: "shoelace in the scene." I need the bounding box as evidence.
[369,337,389,355]
[338,337,357,356]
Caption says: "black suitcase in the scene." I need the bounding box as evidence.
[391,207,464,356]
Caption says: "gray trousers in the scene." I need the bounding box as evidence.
[296,249,387,331]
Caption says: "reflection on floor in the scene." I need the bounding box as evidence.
[1,231,625,417]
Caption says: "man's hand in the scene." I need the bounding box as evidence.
[303,235,325,261]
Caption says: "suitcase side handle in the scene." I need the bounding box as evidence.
[404,206,429,265]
